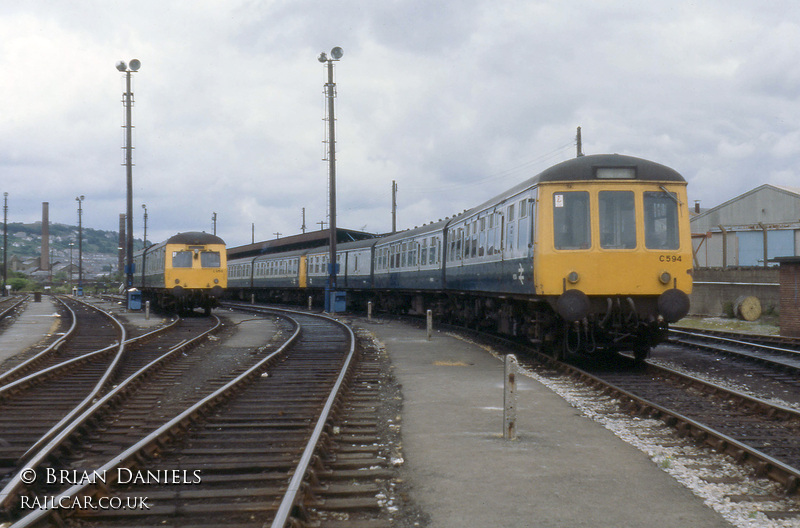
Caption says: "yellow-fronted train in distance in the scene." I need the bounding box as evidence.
[227,154,692,361]
[133,231,227,315]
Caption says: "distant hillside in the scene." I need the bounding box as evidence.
[4,222,143,259]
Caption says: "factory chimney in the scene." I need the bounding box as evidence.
[41,202,49,272]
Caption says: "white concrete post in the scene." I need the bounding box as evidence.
[368,301,373,320]
[426,309,433,340]
[250,293,255,305]
[145,300,150,320]
[308,295,313,311]
[504,354,518,440]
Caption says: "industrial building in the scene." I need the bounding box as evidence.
[691,184,800,268]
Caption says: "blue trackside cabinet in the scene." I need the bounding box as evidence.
[332,290,346,312]
[325,290,346,313]
[127,289,142,310]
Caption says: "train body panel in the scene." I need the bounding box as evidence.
[535,180,692,296]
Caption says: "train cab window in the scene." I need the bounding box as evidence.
[172,251,193,267]
[553,192,590,250]
[644,191,680,250]
[201,251,221,268]
[599,191,636,249]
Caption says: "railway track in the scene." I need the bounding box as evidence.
[0,306,393,527]
[0,304,222,521]
[669,326,800,374]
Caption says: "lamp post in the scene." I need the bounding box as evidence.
[318,46,343,311]
[116,58,140,294]
[212,212,217,236]
[2,192,7,297]
[76,195,84,292]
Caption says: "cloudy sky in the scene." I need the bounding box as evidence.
[1,1,799,248]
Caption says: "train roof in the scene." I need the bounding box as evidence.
[373,219,450,246]
[534,154,685,183]
[167,232,226,245]
[458,153,686,220]
[228,238,382,265]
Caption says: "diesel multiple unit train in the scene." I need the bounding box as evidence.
[227,154,693,360]
[132,231,227,314]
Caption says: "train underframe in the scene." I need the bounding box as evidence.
[230,286,669,361]
[143,288,221,316]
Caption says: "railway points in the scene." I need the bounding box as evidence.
[357,318,734,528]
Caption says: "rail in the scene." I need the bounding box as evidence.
[271,310,357,528]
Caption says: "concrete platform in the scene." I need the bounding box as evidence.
[0,296,62,366]
[359,319,733,528]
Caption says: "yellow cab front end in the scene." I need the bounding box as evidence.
[165,242,227,298]
[534,179,693,327]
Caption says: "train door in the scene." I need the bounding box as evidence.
[299,255,308,288]
[527,188,538,289]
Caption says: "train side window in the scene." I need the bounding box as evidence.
[599,191,636,249]
[172,251,193,267]
[644,191,680,250]
[553,192,590,250]
[487,215,495,255]
[479,218,486,257]
[471,222,478,258]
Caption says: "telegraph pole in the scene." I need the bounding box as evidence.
[392,180,397,234]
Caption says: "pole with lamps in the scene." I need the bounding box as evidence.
[318,46,343,312]
[212,212,217,236]
[76,195,84,294]
[116,58,140,301]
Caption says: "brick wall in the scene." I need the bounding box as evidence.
[779,262,800,337]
